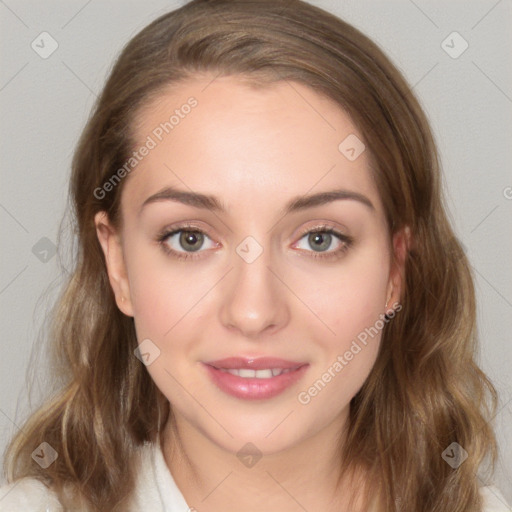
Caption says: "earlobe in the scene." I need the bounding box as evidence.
[94,211,134,317]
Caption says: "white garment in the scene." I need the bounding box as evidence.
[0,441,510,511]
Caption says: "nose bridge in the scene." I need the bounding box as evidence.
[219,234,289,336]
[235,234,273,289]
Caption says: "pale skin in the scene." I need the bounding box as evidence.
[95,74,409,511]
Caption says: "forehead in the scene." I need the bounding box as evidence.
[122,74,382,222]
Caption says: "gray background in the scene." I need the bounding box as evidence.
[1,0,511,505]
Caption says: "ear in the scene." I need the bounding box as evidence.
[385,225,411,311]
[94,211,134,317]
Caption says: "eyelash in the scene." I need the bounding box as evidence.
[155,222,354,261]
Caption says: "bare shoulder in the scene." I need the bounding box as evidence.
[480,486,512,512]
[0,477,63,511]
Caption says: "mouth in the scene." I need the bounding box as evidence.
[202,357,309,400]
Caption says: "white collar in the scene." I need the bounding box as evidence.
[130,441,191,511]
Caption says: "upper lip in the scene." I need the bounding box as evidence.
[204,357,307,370]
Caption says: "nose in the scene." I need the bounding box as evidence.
[219,243,290,339]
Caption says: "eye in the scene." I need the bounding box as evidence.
[293,225,353,260]
[156,223,353,261]
[157,224,217,261]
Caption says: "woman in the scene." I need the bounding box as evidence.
[1,0,509,510]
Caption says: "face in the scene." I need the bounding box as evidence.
[95,74,407,456]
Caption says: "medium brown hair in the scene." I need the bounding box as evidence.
[3,0,499,510]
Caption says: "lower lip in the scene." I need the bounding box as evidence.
[202,363,309,400]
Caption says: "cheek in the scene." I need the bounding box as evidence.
[292,243,391,350]
[125,242,217,352]
[123,240,180,340]
[291,247,390,409]
[130,271,175,338]
[294,258,389,415]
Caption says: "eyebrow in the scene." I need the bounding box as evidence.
[139,185,375,217]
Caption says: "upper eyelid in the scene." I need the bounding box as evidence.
[160,222,348,237]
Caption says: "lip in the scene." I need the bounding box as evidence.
[202,357,309,400]
[204,356,306,370]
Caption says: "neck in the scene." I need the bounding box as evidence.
[161,407,367,512]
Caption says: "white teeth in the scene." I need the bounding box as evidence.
[239,369,257,378]
[255,369,273,378]
[219,368,291,378]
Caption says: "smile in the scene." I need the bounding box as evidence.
[202,357,309,400]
